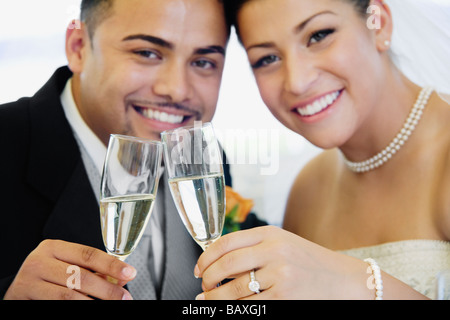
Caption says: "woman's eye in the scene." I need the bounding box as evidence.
[308,28,335,45]
[251,55,280,69]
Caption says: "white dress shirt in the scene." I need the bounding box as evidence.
[60,78,106,176]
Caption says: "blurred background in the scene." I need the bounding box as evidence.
[1,0,449,226]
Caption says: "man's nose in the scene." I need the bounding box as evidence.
[152,61,193,103]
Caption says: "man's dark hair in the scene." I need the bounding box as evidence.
[80,0,231,40]
[80,0,115,39]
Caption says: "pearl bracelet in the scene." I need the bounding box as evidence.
[364,258,383,300]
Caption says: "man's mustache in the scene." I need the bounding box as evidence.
[130,99,201,117]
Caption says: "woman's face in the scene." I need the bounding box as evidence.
[238,0,387,149]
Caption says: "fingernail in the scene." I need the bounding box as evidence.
[122,266,137,279]
[122,292,134,300]
[194,264,200,279]
[195,293,205,300]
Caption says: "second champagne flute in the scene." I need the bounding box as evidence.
[161,122,226,251]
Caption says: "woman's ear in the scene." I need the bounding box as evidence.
[65,20,89,73]
[368,0,394,52]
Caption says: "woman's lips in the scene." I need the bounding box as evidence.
[293,89,343,118]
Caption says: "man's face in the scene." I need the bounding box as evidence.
[69,0,228,145]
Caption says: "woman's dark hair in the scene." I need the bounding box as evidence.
[348,0,372,15]
[224,0,371,38]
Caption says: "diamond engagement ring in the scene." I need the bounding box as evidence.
[248,270,261,294]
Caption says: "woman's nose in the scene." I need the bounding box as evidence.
[283,53,319,96]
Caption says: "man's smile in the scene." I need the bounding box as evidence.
[134,106,186,124]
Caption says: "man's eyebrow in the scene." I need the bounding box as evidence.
[245,11,336,51]
[121,35,225,56]
[194,45,226,56]
[122,34,173,49]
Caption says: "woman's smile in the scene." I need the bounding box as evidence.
[291,89,343,121]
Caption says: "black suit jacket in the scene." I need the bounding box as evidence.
[0,67,236,298]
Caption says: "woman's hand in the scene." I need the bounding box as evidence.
[194,226,373,300]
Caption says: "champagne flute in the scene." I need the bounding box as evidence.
[161,122,226,251]
[100,134,163,263]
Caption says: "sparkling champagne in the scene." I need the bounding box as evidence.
[169,174,225,250]
[100,194,155,260]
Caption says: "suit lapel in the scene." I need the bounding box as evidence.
[26,67,79,203]
[26,67,104,250]
[42,160,104,249]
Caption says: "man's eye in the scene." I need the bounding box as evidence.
[193,59,216,69]
[308,29,335,45]
[251,55,280,69]
[134,50,159,59]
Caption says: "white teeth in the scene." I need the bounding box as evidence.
[296,90,341,117]
[140,108,184,124]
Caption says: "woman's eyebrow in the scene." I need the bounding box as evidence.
[246,41,276,52]
[294,10,336,34]
[245,11,336,52]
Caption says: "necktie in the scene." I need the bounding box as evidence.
[126,228,157,299]
[126,178,165,300]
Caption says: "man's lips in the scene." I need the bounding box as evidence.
[292,89,343,117]
[133,105,196,125]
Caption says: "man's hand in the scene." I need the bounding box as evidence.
[4,240,136,300]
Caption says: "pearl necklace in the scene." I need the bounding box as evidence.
[343,87,433,173]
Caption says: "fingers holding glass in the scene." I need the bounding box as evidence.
[196,268,274,300]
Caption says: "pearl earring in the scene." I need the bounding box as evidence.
[384,40,391,47]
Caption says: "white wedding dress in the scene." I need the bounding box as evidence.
[337,0,450,301]
[340,240,450,299]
